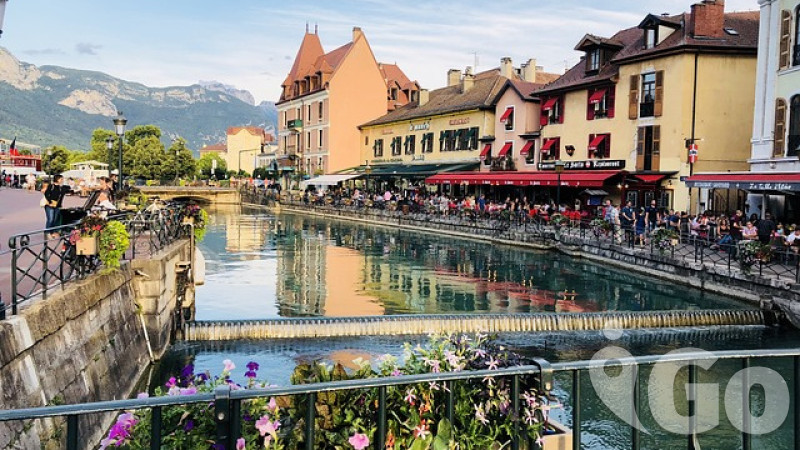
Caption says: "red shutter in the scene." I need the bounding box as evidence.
[605,134,611,158]
[558,96,565,124]
[587,90,596,121]
[588,134,595,158]
[607,86,616,118]
[540,99,549,127]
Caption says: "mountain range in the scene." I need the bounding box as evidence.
[0,47,278,153]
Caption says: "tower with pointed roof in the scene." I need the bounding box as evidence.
[276,27,419,177]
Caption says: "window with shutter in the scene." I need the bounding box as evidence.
[775,98,787,157]
[607,86,616,118]
[653,126,660,155]
[629,75,639,119]
[587,91,596,121]
[654,71,664,117]
[781,10,792,69]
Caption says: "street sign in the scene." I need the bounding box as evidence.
[688,143,698,164]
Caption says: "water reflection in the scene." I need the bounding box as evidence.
[195,208,751,321]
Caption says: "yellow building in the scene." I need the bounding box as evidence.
[358,60,559,187]
[199,127,274,175]
[535,0,758,213]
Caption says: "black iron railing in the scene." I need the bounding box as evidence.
[4,207,189,317]
[1,349,798,449]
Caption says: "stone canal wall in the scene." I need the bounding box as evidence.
[274,205,796,307]
[0,239,191,449]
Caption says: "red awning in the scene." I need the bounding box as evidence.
[589,89,607,104]
[520,141,535,156]
[541,138,556,152]
[542,97,558,111]
[499,107,514,122]
[479,144,491,161]
[497,142,512,158]
[425,171,622,188]
[588,135,606,151]
[635,174,669,184]
[684,173,800,192]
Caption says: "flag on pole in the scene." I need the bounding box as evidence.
[9,137,18,156]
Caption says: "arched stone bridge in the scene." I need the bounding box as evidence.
[137,186,241,205]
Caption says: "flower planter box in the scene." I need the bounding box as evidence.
[539,420,573,449]
[76,236,98,256]
[182,217,195,226]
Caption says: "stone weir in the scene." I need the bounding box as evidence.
[182,310,770,341]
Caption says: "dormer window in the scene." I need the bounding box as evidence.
[645,28,657,49]
[588,49,601,71]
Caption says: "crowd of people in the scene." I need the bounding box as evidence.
[288,186,797,256]
[39,174,119,234]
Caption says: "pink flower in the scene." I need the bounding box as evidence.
[404,389,417,405]
[165,377,177,388]
[267,397,278,413]
[255,416,280,437]
[179,387,197,396]
[223,359,236,372]
[136,392,149,399]
[348,432,370,450]
[236,437,246,450]
[413,420,429,439]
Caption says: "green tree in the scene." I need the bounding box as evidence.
[89,128,120,168]
[42,146,71,175]
[129,135,166,180]
[166,138,197,181]
[197,153,226,180]
[125,125,161,148]
[18,149,32,156]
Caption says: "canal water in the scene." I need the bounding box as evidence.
[154,207,799,449]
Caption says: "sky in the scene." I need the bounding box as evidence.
[0,0,758,104]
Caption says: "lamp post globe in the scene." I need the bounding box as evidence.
[112,111,127,189]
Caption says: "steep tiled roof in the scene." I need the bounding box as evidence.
[283,33,324,87]
[380,63,415,90]
[536,10,759,95]
[508,79,546,99]
[361,74,506,127]
[227,126,267,137]
[200,143,227,153]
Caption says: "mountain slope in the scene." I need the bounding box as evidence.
[0,48,278,152]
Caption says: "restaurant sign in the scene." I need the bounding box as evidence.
[537,159,625,171]
[685,181,800,192]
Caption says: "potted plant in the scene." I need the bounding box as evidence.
[68,216,106,255]
[651,227,680,255]
[739,241,772,275]
[589,218,612,237]
[550,213,569,229]
[98,220,130,272]
[183,204,209,242]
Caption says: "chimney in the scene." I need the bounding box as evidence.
[352,27,364,41]
[690,0,725,38]
[520,58,537,83]
[500,57,514,79]
[418,89,430,106]
[447,69,461,87]
[462,67,475,92]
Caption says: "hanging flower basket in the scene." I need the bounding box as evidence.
[182,216,195,226]
[76,236,98,256]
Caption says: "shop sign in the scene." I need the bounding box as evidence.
[537,159,625,171]
[372,158,403,164]
[449,118,470,126]
[411,154,425,161]
[409,123,430,131]
[381,129,395,135]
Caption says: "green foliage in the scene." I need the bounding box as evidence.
[99,220,130,272]
[42,145,71,175]
[167,138,197,180]
[196,153,227,179]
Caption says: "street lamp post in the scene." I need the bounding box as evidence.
[113,111,127,189]
[555,160,566,208]
[364,160,372,193]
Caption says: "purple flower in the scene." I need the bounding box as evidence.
[179,387,197,396]
[236,438,246,450]
[245,370,257,379]
[246,361,260,371]
[348,432,370,450]
[196,373,209,383]
[180,364,195,380]
[255,416,280,437]
[136,392,149,399]
[165,377,177,388]
[183,419,194,432]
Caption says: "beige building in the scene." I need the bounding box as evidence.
[535,0,758,213]
[359,59,559,187]
[277,27,417,176]
[199,127,274,175]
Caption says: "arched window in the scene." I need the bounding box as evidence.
[788,95,800,157]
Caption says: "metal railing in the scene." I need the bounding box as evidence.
[4,206,189,317]
[1,349,798,449]
[273,198,800,287]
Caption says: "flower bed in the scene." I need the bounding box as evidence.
[102,335,564,449]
